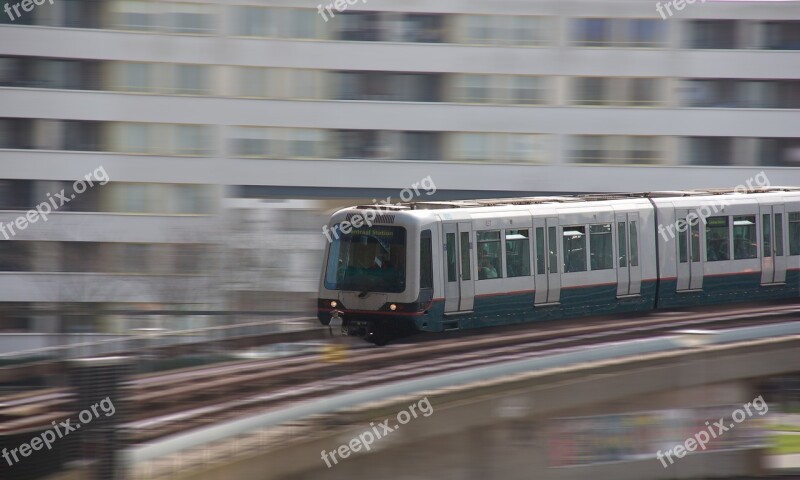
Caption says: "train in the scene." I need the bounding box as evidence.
[317,187,800,344]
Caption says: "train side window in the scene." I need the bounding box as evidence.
[733,215,757,260]
[460,232,471,281]
[505,229,531,277]
[535,227,546,274]
[629,221,639,267]
[548,226,558,273]
[678,227,688,263]
[789,212,800,255]
[706,216,730,261]
[445,232,457,282]
[690,220,701,262]
[562,226,586,273]
[589,224,613,270]
[420,230,433,289]
[617,222,627,267]
[477,230,501,280]
[762,214,771,257]
[775,213,784,256]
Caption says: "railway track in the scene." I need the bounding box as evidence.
[1,302,798,444]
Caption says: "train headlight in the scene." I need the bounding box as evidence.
[330,301,337,308]
[389,304,397,311]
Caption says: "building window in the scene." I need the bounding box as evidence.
[166,2,215,34]
[571,135,606,163]
[630,78,660,105]
[457,75,490,103]
[686,137,733,166]
[514,76,546,105]
[110,0,157,31]
[629,19,664,47]
[118,123,151,154]
[174,65,209,95]
[573,18,610,46]
[573,77,607,105]
[762,21,800,50]
[117,62,154,93]
[175,125,211,155]
[232,6,271,37]
[464,15,492,44]
[688,20,738,49]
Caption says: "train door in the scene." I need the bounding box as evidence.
[533,217,561,305]
[675,209,704,291]
[760,204,787,285]
[443,222,475,312]
[616,212,642,296]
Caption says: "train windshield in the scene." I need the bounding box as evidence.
[324,225,406,294]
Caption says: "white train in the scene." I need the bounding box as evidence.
[318,188,800,344]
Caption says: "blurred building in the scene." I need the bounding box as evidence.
[0,0,798,333]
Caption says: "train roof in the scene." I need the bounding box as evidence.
[350,187,800,213]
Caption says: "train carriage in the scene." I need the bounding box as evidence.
[318,188,800,344]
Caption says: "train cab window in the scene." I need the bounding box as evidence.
[420,230,433,289]
[789,212,800,255]
[775,213,784,256]
[446,233,457,282]
[733,216,757,260]
[589,224,613,270]
[706,216,730,261]
[324,225,406,293]
[477,230,502,279]
[505,229,531,277]
[629,221,639,267]
[535,227,546,273]
[562,226,587,273]
[617,222,627,267]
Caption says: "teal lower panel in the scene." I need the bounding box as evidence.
[415,271,799,333]
[657,270,800,309]
[417,281,657,332]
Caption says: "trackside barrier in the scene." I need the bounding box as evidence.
[125,321,800,466]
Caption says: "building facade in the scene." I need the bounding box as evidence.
[0,0,798,333]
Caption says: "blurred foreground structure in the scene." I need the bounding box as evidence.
[0,0,799,336]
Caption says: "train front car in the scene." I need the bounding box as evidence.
[318,207,432,345]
